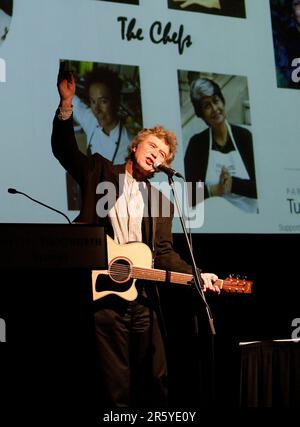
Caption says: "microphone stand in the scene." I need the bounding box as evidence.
[8,188,72,224]
[167,175,216,336]
[167,174,217,406]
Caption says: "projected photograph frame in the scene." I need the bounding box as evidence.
[0,0,13,46]
[177,70,258,214]
[167,0,246,19]
[96,0,139,5]
[269,0,300,90]
[60,59,143,211]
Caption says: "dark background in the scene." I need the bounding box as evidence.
[0,232,299,421]
[166,233,299,408]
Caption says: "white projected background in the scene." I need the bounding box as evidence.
[0,0,299,233]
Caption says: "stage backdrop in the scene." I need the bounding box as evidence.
[0,0,299,234]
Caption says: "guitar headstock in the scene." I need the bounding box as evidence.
[220,276,253,294]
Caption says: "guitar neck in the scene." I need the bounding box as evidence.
[132,267,193,286]
[131,267,252,294]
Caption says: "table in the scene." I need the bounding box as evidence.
[239,339,300,407]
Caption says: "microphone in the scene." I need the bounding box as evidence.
[153,162,184,179]
[8,188,72,224]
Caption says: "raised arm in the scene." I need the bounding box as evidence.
[57,65,75,110]
[51,68,90,185]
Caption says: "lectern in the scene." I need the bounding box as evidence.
[0,224,107,423]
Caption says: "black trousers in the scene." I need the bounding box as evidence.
[93,293,168,408]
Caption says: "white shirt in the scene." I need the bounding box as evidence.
[108,172,145,244]
[73,95,131,164]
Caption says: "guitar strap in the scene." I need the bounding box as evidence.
[111,121,123,164]
[149,190,156,267]
[144,181,156,265]
[146,181,167,339]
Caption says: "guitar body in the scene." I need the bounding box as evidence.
[92,235,253,302]
[92,235,153,302]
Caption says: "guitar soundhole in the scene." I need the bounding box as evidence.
[109,258,131,283]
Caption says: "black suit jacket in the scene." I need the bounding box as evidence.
[52,112,193,275]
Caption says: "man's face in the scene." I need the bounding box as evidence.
[133,135,170,177]
[292,0,300,26]
[89,83,116,128]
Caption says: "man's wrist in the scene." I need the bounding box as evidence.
[58,104,73,121]
[60,99,73,109]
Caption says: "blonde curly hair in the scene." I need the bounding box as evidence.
[125,125,178,166]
